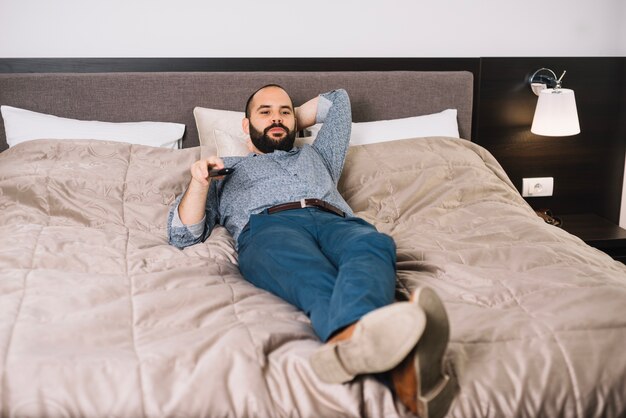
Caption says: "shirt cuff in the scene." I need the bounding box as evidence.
[315,95,333,124]
[172,202,205,239]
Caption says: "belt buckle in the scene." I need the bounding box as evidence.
[300,198,307,209]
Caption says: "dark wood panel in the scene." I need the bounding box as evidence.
[560,213,626,263]
[476,57,626,224]
[560,213,626,247]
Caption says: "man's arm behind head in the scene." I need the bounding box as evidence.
[295,96,320,131]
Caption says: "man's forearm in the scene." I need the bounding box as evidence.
[178,156,224,226]
[178,178,210,225]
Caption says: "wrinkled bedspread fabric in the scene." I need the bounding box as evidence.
[339,137,626,418]
[1,137,625,417]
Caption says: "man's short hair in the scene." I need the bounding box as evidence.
[245,84,291,118]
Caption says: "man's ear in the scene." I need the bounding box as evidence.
[242,118,250,135]
[246,137,255,152]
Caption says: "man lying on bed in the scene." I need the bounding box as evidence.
[167,84,456,417]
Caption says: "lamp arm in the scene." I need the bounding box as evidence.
[528,68,563,89]
[555,70,567,89]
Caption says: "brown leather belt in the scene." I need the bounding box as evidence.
[267,198,345,217]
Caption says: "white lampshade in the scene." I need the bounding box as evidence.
[531,88,580,136]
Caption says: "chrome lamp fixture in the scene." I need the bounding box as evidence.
[529,68,580,136]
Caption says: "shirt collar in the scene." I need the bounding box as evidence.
[251,147,300,157]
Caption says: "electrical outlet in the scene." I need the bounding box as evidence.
[522,177,554,197]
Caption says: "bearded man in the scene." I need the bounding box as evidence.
[167,84,456,417]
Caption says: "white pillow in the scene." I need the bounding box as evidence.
[1,105,185,149]
[306,109,459,145]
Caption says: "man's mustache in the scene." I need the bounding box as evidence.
[264,123,289,134]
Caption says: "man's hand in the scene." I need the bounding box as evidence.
[295,96,319,131]
[179,156,224,225]
[190,156,225,186]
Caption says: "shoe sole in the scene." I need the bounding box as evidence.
[310,302,426,383]
[411,287,457,418]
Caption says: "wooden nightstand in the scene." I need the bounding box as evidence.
[559,213,626,263]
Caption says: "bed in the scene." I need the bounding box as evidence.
[0,70,625,418]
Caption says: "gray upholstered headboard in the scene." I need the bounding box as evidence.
[0,71,473,151]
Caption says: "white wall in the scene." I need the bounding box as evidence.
[0,0,625,57]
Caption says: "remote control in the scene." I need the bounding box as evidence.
[208,167,235,177]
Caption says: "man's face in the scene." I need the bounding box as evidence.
[245,86,297,153]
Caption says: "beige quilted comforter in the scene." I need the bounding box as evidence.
[1,137,625,418]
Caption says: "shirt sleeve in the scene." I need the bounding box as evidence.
[311,89,352,184]
[170,198,205,237]
[167,181,220,249]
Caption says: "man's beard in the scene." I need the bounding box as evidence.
[249,122,296,153]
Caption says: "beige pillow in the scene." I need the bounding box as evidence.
[214,129,250,156]
[195,106,314,157]
[193,107,247,156]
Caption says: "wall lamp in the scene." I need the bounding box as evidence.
[529,68,580,136]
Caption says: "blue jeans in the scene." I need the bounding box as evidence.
[237,208,397,341]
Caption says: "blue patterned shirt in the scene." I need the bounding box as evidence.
[167,89,353,248]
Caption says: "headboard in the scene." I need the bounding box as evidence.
[0,71,473,151]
